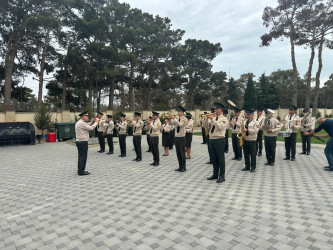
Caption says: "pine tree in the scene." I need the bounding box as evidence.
[243,76,257,110]
[34,104,52,136]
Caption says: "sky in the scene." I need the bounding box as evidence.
[25,0,333,96]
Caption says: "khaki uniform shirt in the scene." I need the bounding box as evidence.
[262,117,281,137]
[282,114,301,133]
[171,116,187,137]
[129,119,144,136]
[149,119,161,137]
[97,119,106,133]
[105,120,114,135]
[255,115,265,131]
[231,115,244,134]
[300,116,314,132]
[208,114,228,139]
[118,120,127,135]
[162,123,171,133]
[244,119,259,141]
[186,119,194,133]
[75,119,98,141]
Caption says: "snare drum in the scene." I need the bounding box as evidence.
[278,131,291,138]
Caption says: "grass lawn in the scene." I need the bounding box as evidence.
[193,123,328,145]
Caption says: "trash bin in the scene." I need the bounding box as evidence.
[49,132,56,143]
[55,122,76,141]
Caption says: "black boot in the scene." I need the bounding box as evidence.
[207,175,218,180]
[216,176,225,183]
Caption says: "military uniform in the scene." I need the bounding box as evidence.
[262,111,281,166]
[300,109,314,155]
[207,102,229,183]
[97,112,106,153]
[255,111,264,156]
[231,110,244,160]
[117,114,127,157]
[282,106,301,161]
[203,109,214,164]
[171,106,187,172]
[185,117,194,149]
[169,122,175,150]
[223,110,229,153]
[75,111,98,175]
[129,112,144,161]
[201,113,208,144]
[242,112,260,172]
[149,112,161,166]
[146,116,152,152]
[162,123,171,148]
[105,115,114,154]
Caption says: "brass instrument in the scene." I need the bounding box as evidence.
[237,116,245,147]
[301,109,311,126]
[263,109,274,132]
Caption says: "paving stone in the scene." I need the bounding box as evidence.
[0,137,332,249]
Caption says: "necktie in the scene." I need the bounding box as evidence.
[150,121,154,134]
[256,117,259,121]
[245,120,250,136]
[211,117,218,133]
[234,117,238,129]
[177,118,180,133]
[134,121,138,133]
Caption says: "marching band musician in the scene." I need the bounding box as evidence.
[230,108,243,161]
[147,112,161,166]
[281,105,301,161]
[262,109,281,166]
[204,108,215,164]
[255,109,265,156]
[96,111,106,153]
[105,115,114,155]
[145,116,153,152]
[116,113,127,157]
[169,117,175,150]
[170,106,187,172]
[185,113,194,159]
[300,108,314,155]
[206,102,228,183]
[162,117,171,156]
[223,110,229,153]
[241,109,260,173]
[201,112,208,144]
[129,112,144,162]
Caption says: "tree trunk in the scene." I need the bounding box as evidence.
[97,88,101,112]
[61,67,67,111]
[37,28,51,105]
[188,73,194,109]
[146,75,153,110]
[128,62,135,111]
[88,83,93,109]
[3,13,27,105]
[108,79,115,110]
[305,29,316,109]
[312,31,325,117]
[290,31,298,107]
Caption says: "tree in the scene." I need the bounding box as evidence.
[243,76,257,110]
[224,77,241,107]
[261,0,309,106]
[34,104,52,136]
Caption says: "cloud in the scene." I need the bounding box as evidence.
[119,0,333,83]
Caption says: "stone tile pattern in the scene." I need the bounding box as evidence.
[0,136,332,250]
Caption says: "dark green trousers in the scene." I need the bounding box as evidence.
[175,137,186,170]
[264,136,276,164]
[243,140,256,170]
[209,138,225,177]
[119,134,126,156]
[133,135,142,159]
[150,136,159,163]
[76,141,88,174]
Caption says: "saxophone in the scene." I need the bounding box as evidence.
[237,116,245,147]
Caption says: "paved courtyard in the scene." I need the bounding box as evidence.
[0,135,333,250]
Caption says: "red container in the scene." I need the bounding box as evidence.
[48,132,56,143]
[46,132,50,142]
